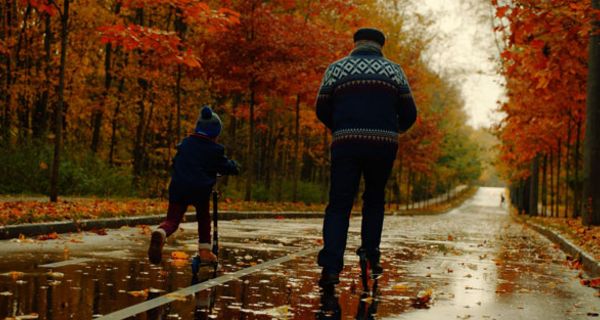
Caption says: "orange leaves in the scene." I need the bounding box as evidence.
[0,199,168,226]
[99,24,201,68]
[37,232,59,241]
[170,251,190,268]
[496,6,510,19]
[127,289,149,298]
[496,0,591,178]
[171,251,189,260]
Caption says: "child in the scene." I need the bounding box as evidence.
[148,106,239,265]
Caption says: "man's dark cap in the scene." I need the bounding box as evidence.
[353,28,385,46]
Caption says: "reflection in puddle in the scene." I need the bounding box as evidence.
[1,188,599,319]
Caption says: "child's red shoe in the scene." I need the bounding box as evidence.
[148,229,166,264]
[197,244,217,264]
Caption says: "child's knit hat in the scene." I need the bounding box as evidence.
[195,106,222,138]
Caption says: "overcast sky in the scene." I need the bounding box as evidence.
[408,0,505,128]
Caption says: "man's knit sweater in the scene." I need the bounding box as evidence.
[316,44,417,146]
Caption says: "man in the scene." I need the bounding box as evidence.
[315,28,418,288]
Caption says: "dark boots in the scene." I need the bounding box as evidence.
[318,271,340,289]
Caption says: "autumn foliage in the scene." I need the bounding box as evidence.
[494,0,598,219]
[0,0,482,210]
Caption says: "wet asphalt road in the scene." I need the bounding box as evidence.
[0,187,598,319]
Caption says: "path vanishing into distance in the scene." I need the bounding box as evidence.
[0,187,598,319]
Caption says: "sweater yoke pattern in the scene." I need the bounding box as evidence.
[322,57,408,88]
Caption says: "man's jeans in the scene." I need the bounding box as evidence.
[318,143,397,274]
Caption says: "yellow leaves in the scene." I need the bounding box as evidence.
[46,272,64,279]
[171,251,189,260]
[165,292,189,302]
[170,251,190,267]
[391,282,410,293]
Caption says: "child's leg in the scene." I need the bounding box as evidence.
[158,202,189,237]
[193,189,216,263]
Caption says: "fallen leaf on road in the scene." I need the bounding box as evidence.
[37,232,59,241]
[412,289,433,308]
[46,272,64,279]
[171,251,189,260]
[391,283,410,293]
[90,228,107,236]
[1,271,24,280]
[261,305,291,317]
[165,292,189,301]
[580,278,600,288]
[128,289,149,298]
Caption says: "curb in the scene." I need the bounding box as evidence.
[0,187,475,240]
[0,211,323,240]
[518,217,600,277]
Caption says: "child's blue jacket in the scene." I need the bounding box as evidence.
[170,134,239,189]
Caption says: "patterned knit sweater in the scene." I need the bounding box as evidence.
[315,45,417,146]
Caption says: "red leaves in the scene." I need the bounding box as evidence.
[21,0,58,16]
[580,278,600,288]
[99,24,202,68]
[98,1,239,69]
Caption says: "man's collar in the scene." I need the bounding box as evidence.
[351,42,384,57]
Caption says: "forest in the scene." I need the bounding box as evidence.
[494,0,600,226]
[1,0,486,206]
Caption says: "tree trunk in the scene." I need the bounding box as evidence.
[244,89,255,201]
[574,119,582,218]
[33,13,52,139]
[2,0,12,144]
[321,126,329,203]
[550,150,555,216]
[565,119,572,217]
[174,8,186,142]
[50,0,69,202]
[529,155,539,216]
[109,77,125,166]
[407,170,413,210]
[175,64,182,141]
[583,0,600,225]
[91,44,111,153]
[396,153,404,210]
[556,139,562,217]
[132,8,148,179]
[542,154,548,216]
[292,94,300,202]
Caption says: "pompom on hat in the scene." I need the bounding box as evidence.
[195,106,222,138]
[353,28,386,47]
